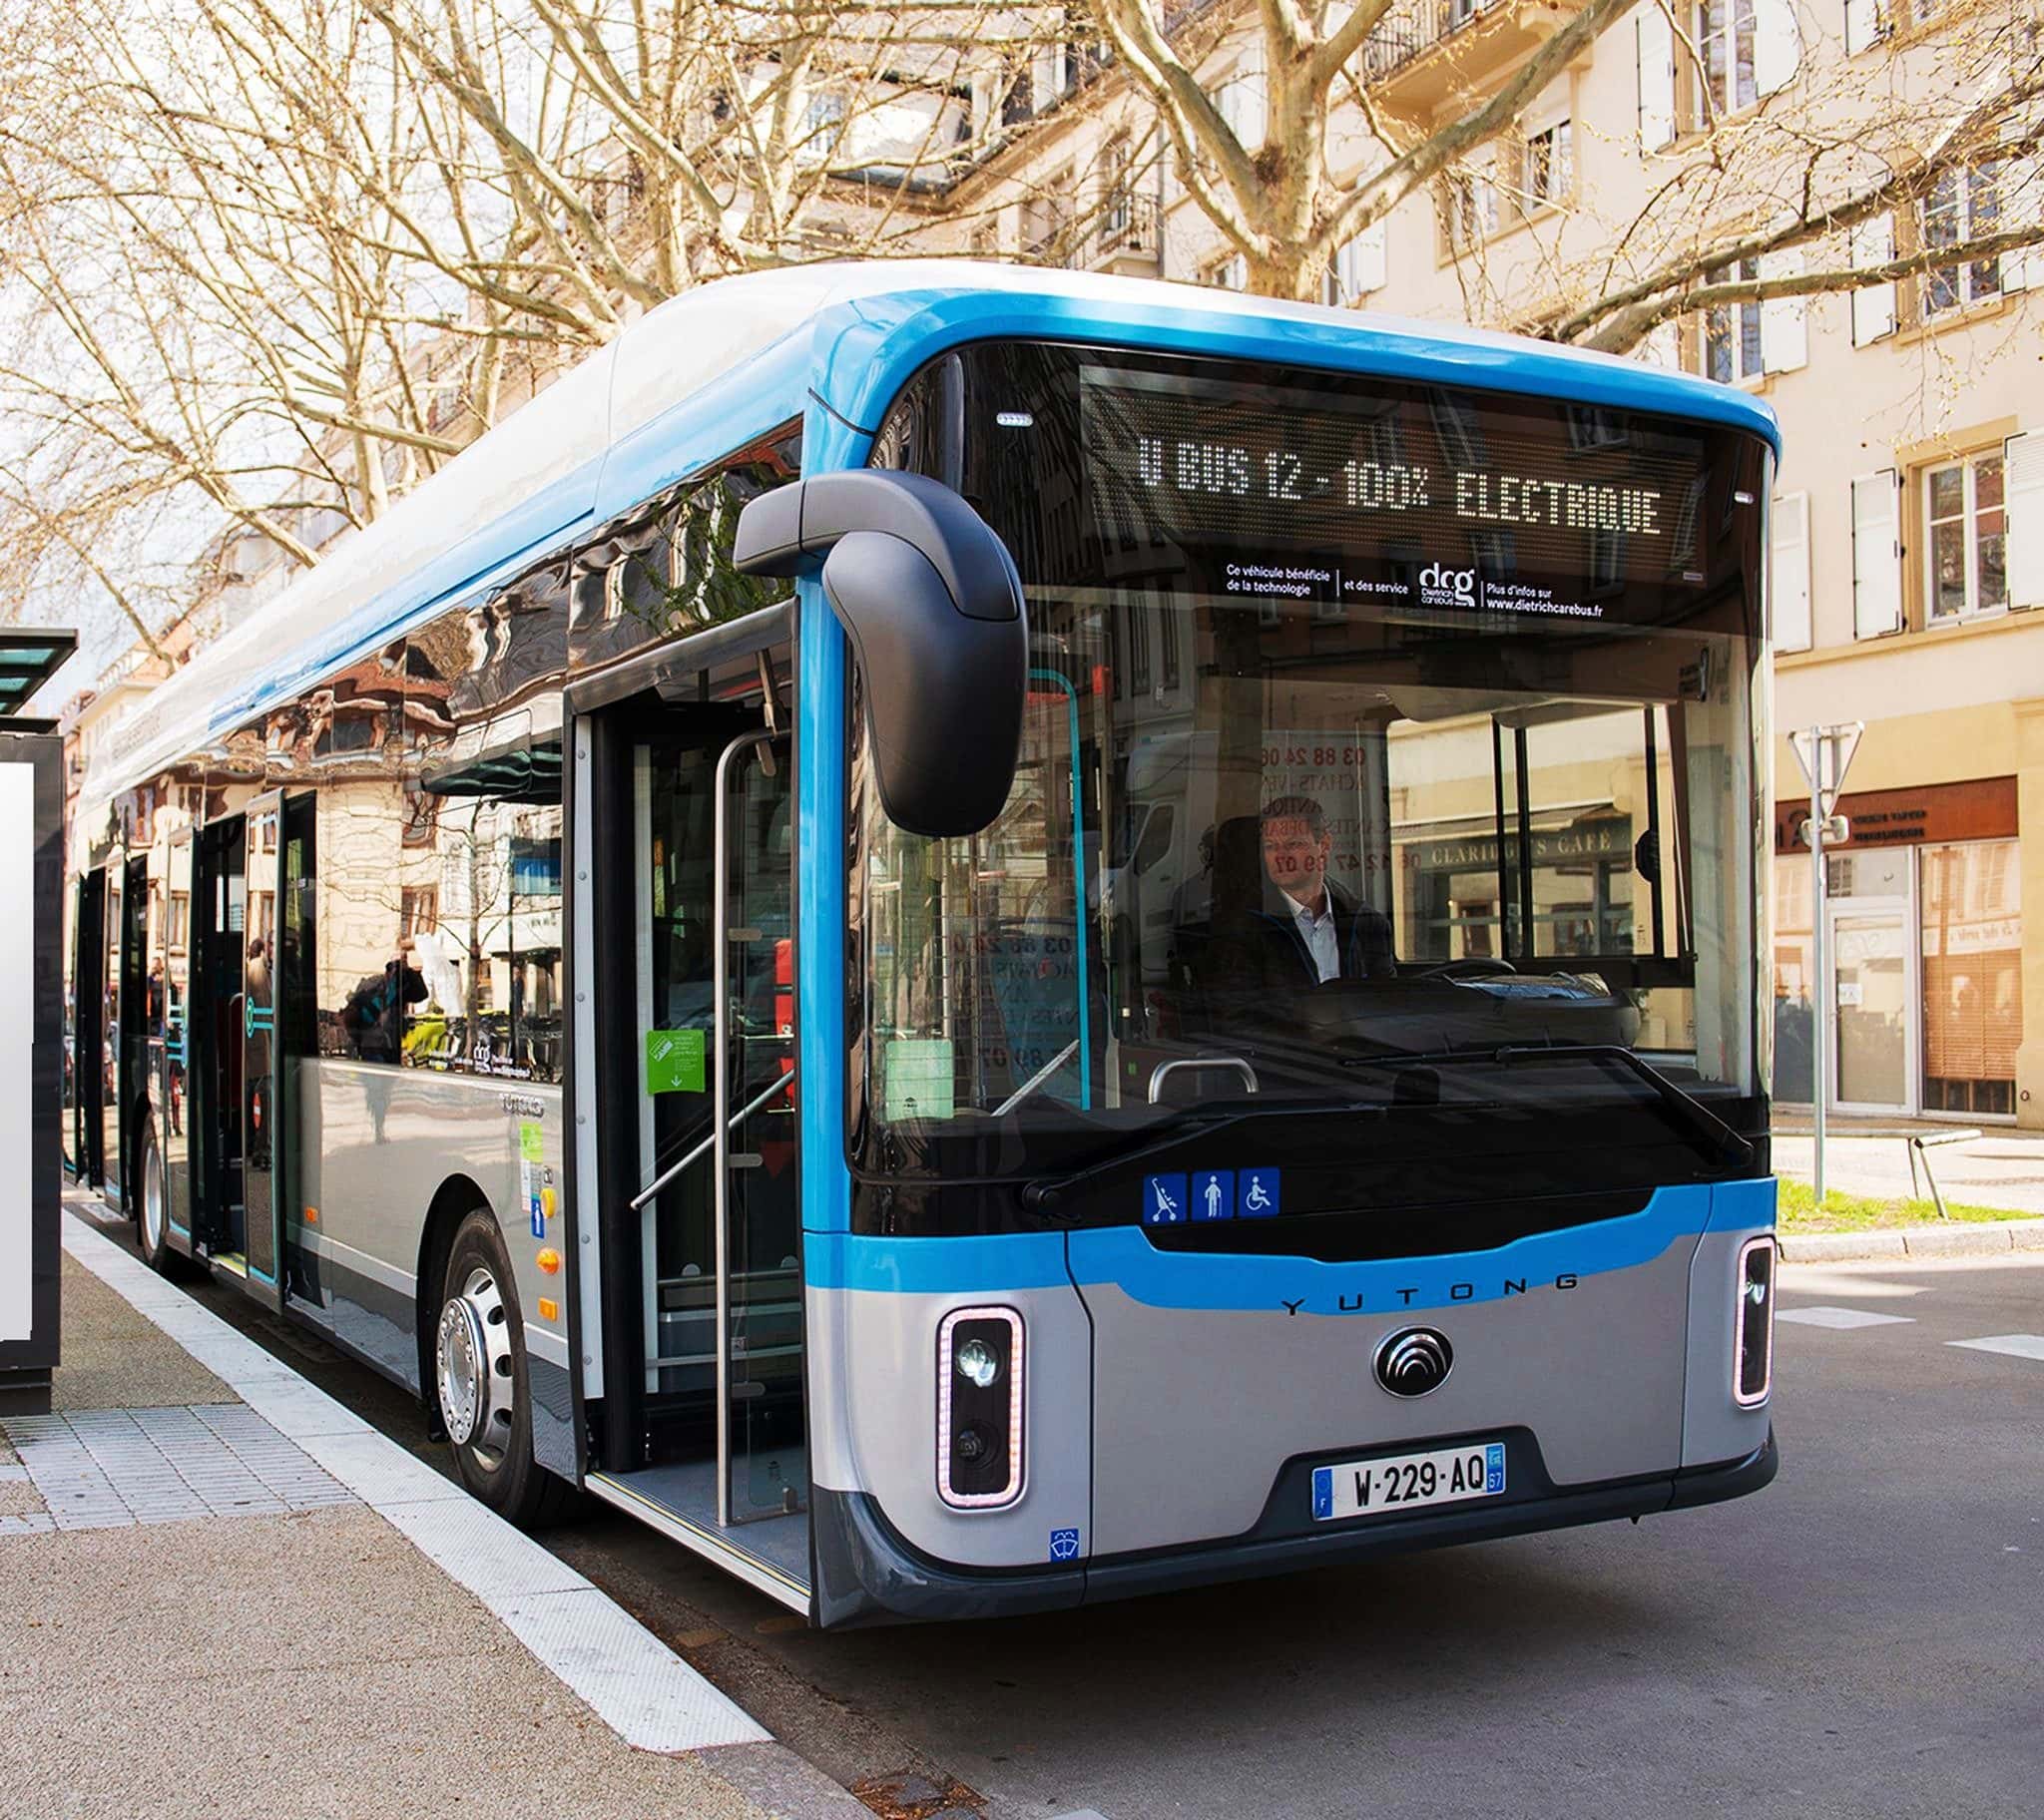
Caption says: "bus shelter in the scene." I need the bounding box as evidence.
[0,629,77,1414]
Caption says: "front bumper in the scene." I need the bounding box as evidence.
[811,1428,1779,1627]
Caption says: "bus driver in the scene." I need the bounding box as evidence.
[1254,794,1395,985]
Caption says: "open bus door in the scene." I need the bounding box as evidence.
[72,870,106,1188]
[100,851,126,1210]
[577,633,808,1612]
[162,829,198,1260]
[188,815,248,1269]
[118,853,148,1214]
[238,792,286,1310]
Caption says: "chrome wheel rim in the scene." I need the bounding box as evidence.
[141,1149,165,1254]
[435,1264,515,1465]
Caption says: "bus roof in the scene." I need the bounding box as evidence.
[79,259,1778,838]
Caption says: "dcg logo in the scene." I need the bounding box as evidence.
[1418,562,1477,609]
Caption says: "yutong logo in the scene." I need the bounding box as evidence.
[1417,561,1479,611]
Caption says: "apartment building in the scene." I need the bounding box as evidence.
[958,0,2044,1127]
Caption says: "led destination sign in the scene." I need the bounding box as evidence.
[1080,364,1718,616]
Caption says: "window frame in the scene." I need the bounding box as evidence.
[1697,258,1765,385]
[1917,162,2004,320]
[1918,449,2009,625]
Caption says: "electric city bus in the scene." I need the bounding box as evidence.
[66,262,1780,1624]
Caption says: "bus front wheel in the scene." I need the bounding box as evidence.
[434,1209,573,1527]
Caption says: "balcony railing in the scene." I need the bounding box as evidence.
[1093,193,1160,261]
[1359,0,1583,105]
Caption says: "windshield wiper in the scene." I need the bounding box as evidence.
[1022,1099,1383,1213]
[1342,1042,1754,1168]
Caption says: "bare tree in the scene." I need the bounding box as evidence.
[1054,0,2044,346]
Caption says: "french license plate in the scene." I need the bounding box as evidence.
[1311,1441,1507,1522]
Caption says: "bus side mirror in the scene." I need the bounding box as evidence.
[734,470,1027,839]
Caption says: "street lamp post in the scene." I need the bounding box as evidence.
[1788,723,1862,1204]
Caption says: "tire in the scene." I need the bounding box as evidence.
[433,1208,576,1528]
[136,1121,177,1274]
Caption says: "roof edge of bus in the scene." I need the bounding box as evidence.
[76,260,1778,838]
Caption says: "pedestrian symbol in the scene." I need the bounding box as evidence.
[1240,1167,1280,1217]
[1142,1173,1188,1226]
[1192,1169,1235,1221]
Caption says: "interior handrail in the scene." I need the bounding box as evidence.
[628,1069,793,1212]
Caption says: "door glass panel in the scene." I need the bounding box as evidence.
[103,862,123,1203]
[637,738,721,1403]
[630,725,801,1527]
[1833,911,1907,1106]
[722,739,800,1525]
[164,839,193,1237]
[244,804,279,1285]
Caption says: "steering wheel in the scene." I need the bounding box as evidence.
[1417,957,1518,980]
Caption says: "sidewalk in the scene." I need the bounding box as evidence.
[0,1210,865,1820]
[1771,1122,2044,1216]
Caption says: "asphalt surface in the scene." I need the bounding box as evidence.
[104,1218,2044,1820]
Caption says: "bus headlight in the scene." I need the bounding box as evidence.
[937,1307,1024,1509]
[1734,1236,1776,1407]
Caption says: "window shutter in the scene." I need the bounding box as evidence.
[1998,132,2041,292]
[1031,45,1065,112]
[1754,0,1801,97]
[1339,221,1388,298]
[1635,320,1682,369]
[1851,469,1902,638]
[1636,10,1677,153]
[1843,0,1882,55]
[2005,430,2044,609]
[1771,491,1812,651]
[1850,214,1897,346]
[1760,247,1808,373]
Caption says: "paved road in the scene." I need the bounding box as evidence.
[121,1226,2044,1820]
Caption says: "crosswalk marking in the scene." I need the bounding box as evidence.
[1946,1334,2044,1361]
[1777,1306,1916,1329]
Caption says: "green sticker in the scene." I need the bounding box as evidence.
[518,1121,544,1162]
[645,1028,707,1095]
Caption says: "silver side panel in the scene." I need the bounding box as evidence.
[806,1281,1093,1570]
[303,1059,567,1367]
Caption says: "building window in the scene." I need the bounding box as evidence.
[1700,260,1763,383]
[1443,168,1497,251]
[1921,164,2001,316]
[1922,452,2007,621]
[803,92,846,162]
[1696,0,1758,117]
[1522,120,1573,209]
[1204,252,1248,291]
[1920,840,2021,1116]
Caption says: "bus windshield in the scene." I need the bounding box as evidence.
[850,343,1770,1183]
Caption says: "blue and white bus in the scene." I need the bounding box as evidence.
[68,262,1779,1624]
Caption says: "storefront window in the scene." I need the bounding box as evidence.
[1772,854,1813,1105]
[1920,840,2021,1116]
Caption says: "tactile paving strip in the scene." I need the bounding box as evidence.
[0,1404,359,1533]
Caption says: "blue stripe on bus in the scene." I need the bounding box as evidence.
[803,1180,1777,1305]
[1065,1185,1716,1314]
[804,1229,1073,1295]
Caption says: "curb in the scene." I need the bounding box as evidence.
[1779,1218,2044,1263]
[57,1211,866,1803]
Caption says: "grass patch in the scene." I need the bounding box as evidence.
[1777,1178,2033,1233]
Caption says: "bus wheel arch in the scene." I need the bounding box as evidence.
[414,1174,488,1400]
